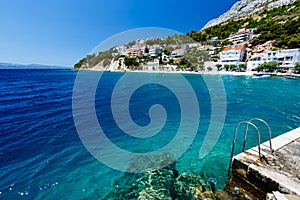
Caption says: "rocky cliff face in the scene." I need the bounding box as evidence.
[202,0,296,29]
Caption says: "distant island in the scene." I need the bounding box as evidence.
[0,62,72,70]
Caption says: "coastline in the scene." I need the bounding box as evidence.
[81,68,255,76]
[77,68,300,78]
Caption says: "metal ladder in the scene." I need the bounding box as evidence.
[228,118,273,176]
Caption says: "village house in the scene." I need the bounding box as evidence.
[219,45,246,66]
[247,48,300,71]
[247,56,266,71]
[277,48,300,70]
[228,28,253,44]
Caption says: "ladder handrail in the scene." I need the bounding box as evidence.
[248,118,273,153]
[228,121,261,176]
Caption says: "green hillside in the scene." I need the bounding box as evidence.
[187,0,300,49]
[74,0,300,69]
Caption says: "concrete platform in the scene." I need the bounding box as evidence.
[229,127,300,199]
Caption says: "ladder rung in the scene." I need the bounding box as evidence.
[228,118,273,177]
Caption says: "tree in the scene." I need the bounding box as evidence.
[164,46,174,53]
[256,61,278,72]
[124,57,139,68]
[224,64,230,71]
[74,58,85,69]
[178,58,191,69]
[189,57,198,65]
[215,64,222,71]
[220,40,233,47]
[265,61,278,72]
[238,64,246,69]
[294,62,300,70]
[159,56,163,65]
[164,50,172,56]
[255,65,264,72]
[144,47,149,54]
[128,41,136,47]
[230,64,236,70]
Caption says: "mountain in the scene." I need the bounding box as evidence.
[187,0,299,50]
[0,62,72,69]
[74,0,299,69]
[202,0,297,29]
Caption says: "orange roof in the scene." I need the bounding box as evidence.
[235,46,245,50]
[222,47,231,52]
[222,46,245,52]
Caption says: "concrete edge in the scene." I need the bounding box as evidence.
[243,127,300,157]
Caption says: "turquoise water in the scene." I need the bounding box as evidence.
[0,70,299,199]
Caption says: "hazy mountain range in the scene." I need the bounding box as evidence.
[0,62,72,69]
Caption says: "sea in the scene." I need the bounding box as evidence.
[0,69,299,199]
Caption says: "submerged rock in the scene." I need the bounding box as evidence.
[103,168,220,199]
[173,173,215,200]
[102,163,178,200]
[102,156,227,200]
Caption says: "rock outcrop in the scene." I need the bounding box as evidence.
[202,0,296,29]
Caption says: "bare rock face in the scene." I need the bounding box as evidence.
[202,0,296,29]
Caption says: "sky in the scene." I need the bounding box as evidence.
[0,0,238,67]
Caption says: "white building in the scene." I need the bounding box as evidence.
[277,48,300,69]
[142,60,160,71]
[247,56,266,71]
[247,48,300,71]
[219,45,246,66]
[149,49,157,57]
[171,49,184,58]
[114,45,126,55]
[265,51,278,62]
[228,28,253,44]
[142,60,176,72]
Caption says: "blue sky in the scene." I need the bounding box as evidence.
[0,0,238,67]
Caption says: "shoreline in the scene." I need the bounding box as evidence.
[82,68,256,76]
[79,68,300,78]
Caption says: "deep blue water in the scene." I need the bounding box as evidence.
[0,69,299,199]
